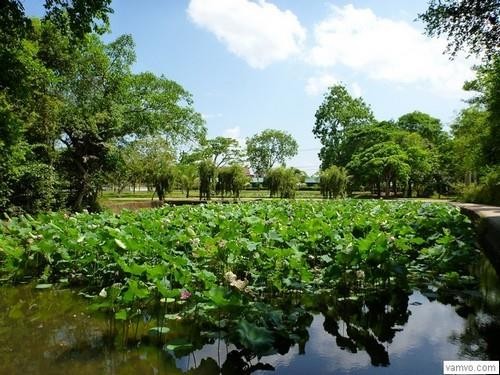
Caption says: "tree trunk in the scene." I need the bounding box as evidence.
[74,187,85,212]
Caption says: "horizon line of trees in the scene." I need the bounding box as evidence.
[1,0,499,214]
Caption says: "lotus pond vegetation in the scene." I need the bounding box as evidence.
[1,200,499,374]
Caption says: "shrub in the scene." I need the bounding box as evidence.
[320,165,348,199]
[457,166,500,205]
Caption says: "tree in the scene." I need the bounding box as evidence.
[0,16,75,213]
[313,85,375,168]
[146,162,176,202]
[464,57,500,165]
[0,3,205,213]
[105,145,130,194]
[320,166,348,199]
[201,137,243,167]
[0,0,113,40]
[177,164,198,198]
[391,130,436,197]
[348,142,410,197]
[265,167,299,198]
[216,164,249,199]
[125,137,177,201]
[451,106,489,184]
[419,0,499,59]
[55,34,204,210]
[246,129,298,179]
[396,111,444,145]
[198,160,216,200]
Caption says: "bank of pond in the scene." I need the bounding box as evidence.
[0,200,498,374]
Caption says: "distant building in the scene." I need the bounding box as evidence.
[304,177,319,187]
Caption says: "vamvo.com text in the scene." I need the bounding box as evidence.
[444,361,499,374]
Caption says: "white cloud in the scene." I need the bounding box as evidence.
[308,4,475,98]
[187,0,306,69]
[222,126,241,139]
[351,82,362,97]
[305,73,337,96]
[305,74,363,99]
[201,113,223,120]
[222,126,245,147]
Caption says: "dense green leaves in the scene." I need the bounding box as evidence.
[246,129,298,178]
[0,200,477,290]
[419,0,499,59]
[313,84,375,168]
[0,200,479,355]
[0,7,205,214]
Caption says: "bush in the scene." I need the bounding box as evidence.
[265,167,299,198]
[320,165,348,198]
[10,162,61,213]
[457,166,500,205]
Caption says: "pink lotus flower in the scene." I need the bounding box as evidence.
[180,290,192,300]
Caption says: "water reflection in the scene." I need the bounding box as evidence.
[0,256,499,375]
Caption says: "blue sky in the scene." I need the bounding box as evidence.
[26,1,476,174]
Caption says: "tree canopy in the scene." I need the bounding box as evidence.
[246,129,298,177]
[0,6,205,213]
[419,0,499,59]
[313,84,375,168]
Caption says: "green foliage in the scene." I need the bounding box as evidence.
[452,55,500,203]
[191,136,243,167]
[43,0,113,38]
[396,111,444,145]
[418,0,499,59]
[177,164,199,198]
[451,106,489,183]
[132,137,176,201]
[10,162,62,213]
[313,84,375,168]
[319,109,441,198]
[0,8,205,214]
[466,56,500,165]
[54,33,203,210]
[198,160,216,200]
[457,166,500,205]
[265,167,300,198]
[348,142,411,197]
[216,164,249,199]
[0,200,479,355]
[246,129,298,177]
[0,200,477,291]
[320,166,348,198]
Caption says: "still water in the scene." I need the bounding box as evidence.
[1,257,499,375]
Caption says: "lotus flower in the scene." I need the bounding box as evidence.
[180,289,192,300]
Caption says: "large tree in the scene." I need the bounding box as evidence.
[451,106,489,184]
[348,142,410,197]
[189,136,243,167]
[418,0,499,60]
[313,84,375,168]
[0,9,205,212]
[0,1,113,213]
[55,33,204,210]
[246,129,298,178]
[464,57,500,165]
[396,111,444,145]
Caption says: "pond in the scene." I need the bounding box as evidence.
[1,255,498,375]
